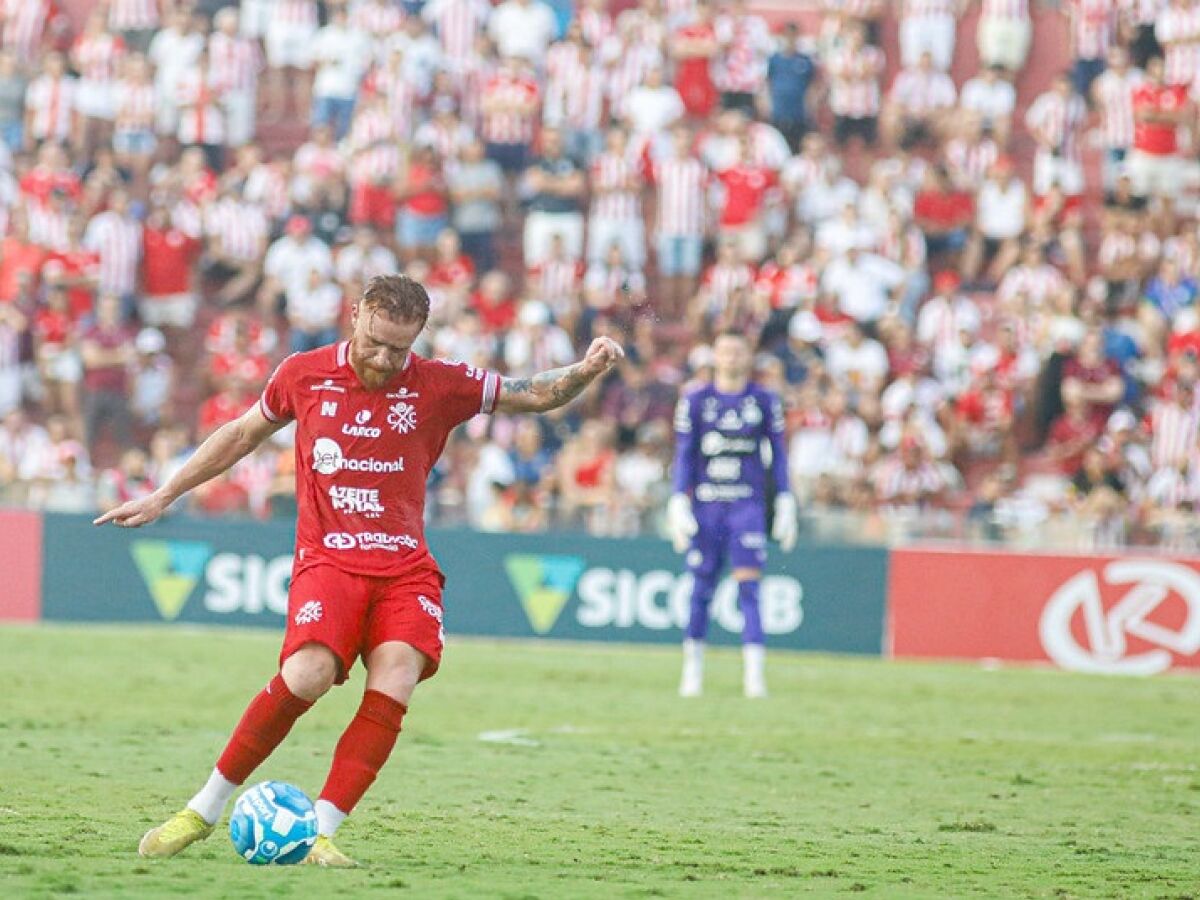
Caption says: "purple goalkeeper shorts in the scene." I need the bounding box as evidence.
[686,499,767,577]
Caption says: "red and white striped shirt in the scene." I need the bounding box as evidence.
[481,71,540,145]
[112,79,156,134]
[175,69,225,145]
[344,106,401,183]
[1149,398,1200,468]
[84,211,142,295]
[73,32,127,85]
[369,67,417,141]
[1025,89,1087,162]
[208,32,262,93]
[997,263,1069,307]
[294,141,345,182]
[1070,0,1118,59]
[414,119,475,162]
[603,39,661,120]
[1,0,52,65]
[827,45,885,118]
[273,0,319,28]
[902,0,959,17]
[654,155,708,237]
[352,0,405,49]
[107,0,160,32]
[943,136,999,189]
[578,6,613,48]
[701,261,756,305]
[980,0,1029,19]
[25,75,78,143]
[714,13,772,94]
[422,0,490,69]
[527,257,584,314]
[545,56,604,130]
[204,198,267,262]
[1093,67,1145,149]
[590,152,644,221]
[244,163,292,223]
[888,68,957,113]
[26,201,71,251]
[1155,3,1200,87]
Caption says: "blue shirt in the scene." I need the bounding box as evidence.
[767,51,815,124]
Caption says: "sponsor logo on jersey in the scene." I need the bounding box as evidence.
[387,400,418,434]
[386,387,420,400]
[329,485,385,518]
[699,432,757,456]
[311,437,403,475]
[321,401,338,417]
[294,600,323,625]
[341,409,382,438]
[741,397,762,425]
[309,379,346,393]
[322,531,420,552]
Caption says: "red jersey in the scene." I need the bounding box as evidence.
[46,247,100,319]
[259,342,500,576]
[142,226,201,297]
[1132,83,1188,156]
[716,165,776,227]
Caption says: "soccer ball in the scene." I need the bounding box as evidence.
[229,781,318,865]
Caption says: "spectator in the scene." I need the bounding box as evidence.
[209,8,262,151]
[826,22,884,147]
[962,155,1026,287]
[977,0,1033,75]
[263,0,318,122]
[32,282,81,433]
[395,144,449,264]
[80,292,134,454]
[489,0,558,66]
[881,51,956,150]
[767,22,816,152]
[898,0,962,72]
[959,62,1015,147]
[140,201,202,329]
[310,5,371,141]
[522,127,586,267]
[1128,55,1189,213]
[286,269,343,353]
[129,327,174,429]
[0,51,27,153]
[448,137,503,274]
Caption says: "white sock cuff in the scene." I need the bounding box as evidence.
[315,798,348,838]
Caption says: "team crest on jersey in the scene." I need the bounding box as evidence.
[741,397,762,425]
[717,409,744,430]
[388,400,418,434]
[702,397,720,422]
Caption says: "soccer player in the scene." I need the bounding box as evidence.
[666,331,798,699]
[95,274,623,867]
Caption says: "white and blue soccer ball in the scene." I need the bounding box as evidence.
[229,781,318,865]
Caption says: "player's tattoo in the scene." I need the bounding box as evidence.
[500,362,593,413]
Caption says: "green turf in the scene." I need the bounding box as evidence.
[0,626,1197,899]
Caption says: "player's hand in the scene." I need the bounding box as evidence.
[580,336,624,378]
[666,493,698,554]
[93,492,170,528]
[772,492,799,553]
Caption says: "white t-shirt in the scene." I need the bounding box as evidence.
[312,25,372,98]
[488,0,558,64]
[822,252,905,323]
[286,281,343,330]
[825,337,890,389]
[624,85,685,137]
[976,177,1027,240]
[265,236,334,300]
[959,76,1016,120]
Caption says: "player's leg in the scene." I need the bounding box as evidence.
[729,502,769,698]
[681,502,722,697]
[138,565,368,858]
[308,571,445,866]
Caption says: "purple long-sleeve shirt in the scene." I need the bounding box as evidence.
[672,382,790,503]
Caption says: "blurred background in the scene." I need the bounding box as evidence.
[0,0,1196,554]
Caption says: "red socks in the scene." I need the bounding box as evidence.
[215,674,314,784]
[318,690,407,815]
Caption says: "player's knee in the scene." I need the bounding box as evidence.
[732,568,761,582]
[280,644,339,701]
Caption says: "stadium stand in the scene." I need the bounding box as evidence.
[1,0,1198,550]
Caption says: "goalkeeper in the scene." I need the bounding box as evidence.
[666,330,798,698]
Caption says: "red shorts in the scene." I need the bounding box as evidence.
[280,558,446,684]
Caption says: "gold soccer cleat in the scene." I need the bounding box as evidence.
[304,834,360,868]
[138,809,214,858]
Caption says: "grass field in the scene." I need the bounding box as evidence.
[0,626,1197,899]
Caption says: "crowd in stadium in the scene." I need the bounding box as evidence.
[0,0,1199,548]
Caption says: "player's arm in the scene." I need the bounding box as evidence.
[93,404,285,527]
[494,336,623,414]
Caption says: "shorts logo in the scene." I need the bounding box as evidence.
[323,531,419,552]
[311,437,403,475]
[329,486,385,518]
[342,409,382,438]
[294,600,323,625]
[387,401,418,434]
[418,594,442,623]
